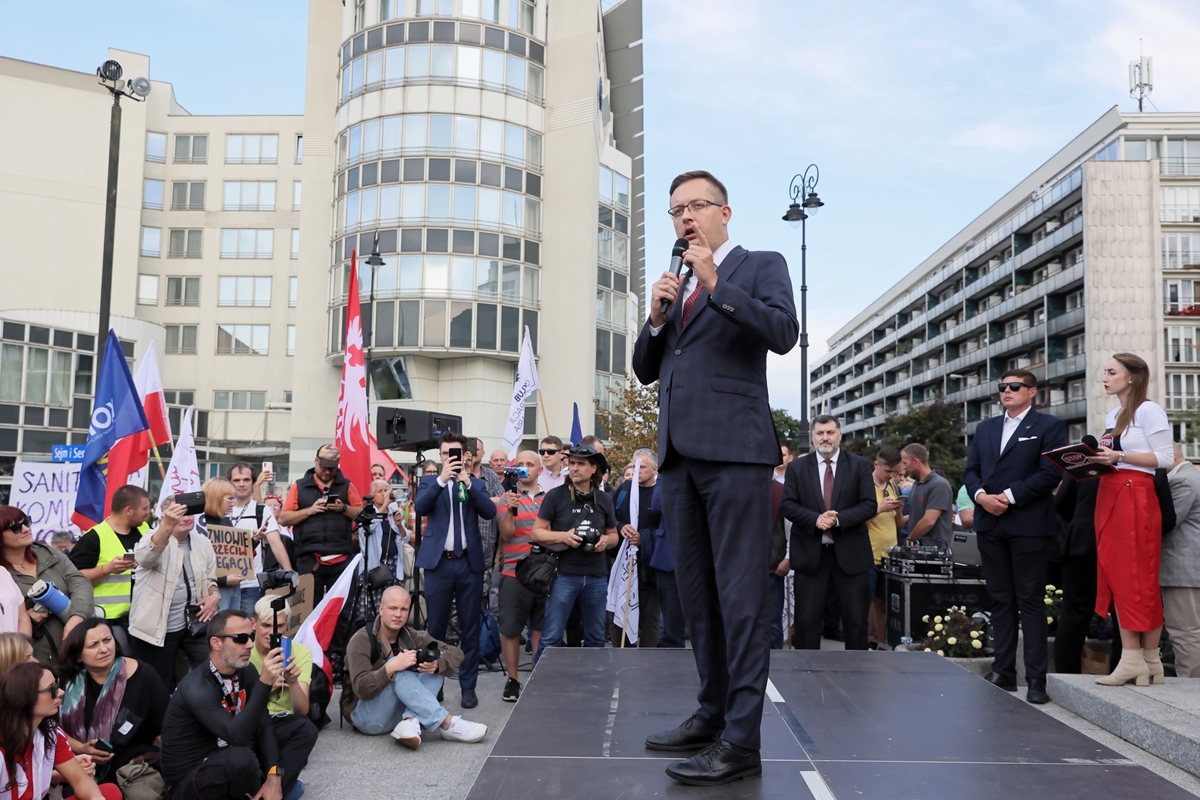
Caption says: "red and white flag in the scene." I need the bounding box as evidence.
[122,343,174,484]
[295,553,363,684]
[335,250,373,499]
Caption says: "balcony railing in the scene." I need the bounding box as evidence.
[1161,159,1200,177]
[1164,254,1200,270]
[1164,302,1200,317]
[1162,205,1200,224]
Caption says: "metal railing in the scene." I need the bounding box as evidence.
[340,75,544,109]
[1161,159,1200,177]
[1162,205,1200,224]
[342,144,543,174]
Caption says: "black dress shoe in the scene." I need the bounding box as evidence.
[1026,678,1050,705]
[984,672,1017,691]
[665,740,762,786]
[645,715,723,751]
[461,688,479,709]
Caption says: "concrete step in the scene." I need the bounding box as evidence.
[1048,674,1200,779]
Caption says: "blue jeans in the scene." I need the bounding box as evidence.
[770,573,787,650]
[537,573,607,664]
[218,584,262,615]
[350,671,447,733]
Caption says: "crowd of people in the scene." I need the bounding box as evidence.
[0,348,1198,796]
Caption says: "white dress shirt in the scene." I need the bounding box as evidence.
[817,449,840,545]
[649,239,737,335]
[975,405,1031,506]
[436,475,469,552]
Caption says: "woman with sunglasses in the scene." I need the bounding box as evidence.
[58,618,168,783]
[0,661,119,800]
[1089,353,1175,687]
[0,507,93,671]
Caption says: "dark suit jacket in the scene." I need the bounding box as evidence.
[413,474,497,573]
[631,246,798,467]
[780,451,878,576]
[962,407,1067,536]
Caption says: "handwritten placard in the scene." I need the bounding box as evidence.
[206,524,254,579]
[9,461,83,541]
[266,573,316,636]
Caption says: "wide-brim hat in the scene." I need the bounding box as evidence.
[567,445,609,477]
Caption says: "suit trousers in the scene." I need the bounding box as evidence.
[659,456,773,751]
[794,545,869,651]
[655,569,686,648]
[1055,554,1097,674]
[1163,587,1200,678]
[978,531,1054,681]
[424,553,484,691]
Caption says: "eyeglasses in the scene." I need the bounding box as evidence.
[997,382,1035,393]
[539,449,559,456]
[667,199,724,219]
[217,632,256,644]
[38,684,61,697]
[4,520,29,533]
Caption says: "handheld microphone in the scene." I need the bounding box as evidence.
[1082,435,1099,450]
[659,238,690,316]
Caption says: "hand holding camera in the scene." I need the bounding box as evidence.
[414,641,440,674]
[386,649,419,675]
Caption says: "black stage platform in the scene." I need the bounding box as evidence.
[467,649,1196,799]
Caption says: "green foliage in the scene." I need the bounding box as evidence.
[594,373,660,479]
[840,437,878,460]
[771,408,805,455]
[882,401,968,490]
[920,605,986,658]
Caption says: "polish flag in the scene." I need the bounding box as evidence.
[120,343,173,484]
[295,553,363,684]
[335,250,373,498]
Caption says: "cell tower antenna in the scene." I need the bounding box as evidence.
[1129,41,1153,113]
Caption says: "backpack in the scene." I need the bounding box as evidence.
[479,608,501,667]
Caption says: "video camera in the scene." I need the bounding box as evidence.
[502,466,529,493]
[257,570,298,593]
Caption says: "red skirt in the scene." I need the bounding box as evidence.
[1094,470,1164,631]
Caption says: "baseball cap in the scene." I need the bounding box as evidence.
[316,444,342,469]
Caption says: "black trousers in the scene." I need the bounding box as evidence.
[656,569,686,648]
[1055,553,1123,674]
[659,456,773,751]
[168,714,316,800]
[297,556,351,604]
[794,545,869,651]
[135,628,209,692]
[978,531,1055,682]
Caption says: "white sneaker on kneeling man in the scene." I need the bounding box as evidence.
[441,716,488,743]
[390,717,422,749]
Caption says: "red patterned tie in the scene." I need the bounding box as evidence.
[823,460,835,511]
[681,279,701,327]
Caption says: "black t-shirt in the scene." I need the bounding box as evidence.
[537,483,618,577]
[69,527,144,571]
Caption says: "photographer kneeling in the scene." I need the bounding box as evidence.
[342,585,487,749]
[533,446,619,663]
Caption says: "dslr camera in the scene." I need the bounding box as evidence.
[502,466,529,493]
[575,518,602,553]
[257,570,299,593]
[412,641,440,670]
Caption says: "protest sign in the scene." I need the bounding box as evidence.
[266,574,316,637]
[206,524,254,579]
[9,461,82,541]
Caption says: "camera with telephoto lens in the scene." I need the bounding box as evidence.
[412,641,440,669]
[575,517,602,553]
[502,466,529,493]
[354,506,389,526]
[257,570,299,593]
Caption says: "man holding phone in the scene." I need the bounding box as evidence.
[279,445,364,603]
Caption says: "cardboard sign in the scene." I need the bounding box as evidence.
[206,524,254,579]
[266,573,316,637]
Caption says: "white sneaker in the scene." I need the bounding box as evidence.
[441,715,488,743]
[390,717,421,749]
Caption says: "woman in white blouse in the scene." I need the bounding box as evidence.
[1090,353,1174,687]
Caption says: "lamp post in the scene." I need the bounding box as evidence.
[93,60,150,374]
[363,236,385,414]
[782,164,824,454]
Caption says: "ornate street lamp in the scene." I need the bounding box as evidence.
[782,164,824,453]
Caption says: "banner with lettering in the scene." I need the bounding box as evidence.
[206,524,254,579]
[10,461,83,541]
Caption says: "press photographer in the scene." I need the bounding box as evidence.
[532,445,619,663]
[354,481,408,618]
[341,585,487,748]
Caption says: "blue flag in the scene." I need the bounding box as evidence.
[71,331,149,528]
[570,402,583,447]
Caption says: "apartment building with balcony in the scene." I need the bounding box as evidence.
[812,107,1200,455]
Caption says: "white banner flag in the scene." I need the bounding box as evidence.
[503,326,541,458]
[156,407,201,513]
[606,459,641,643]
[10,461,83,542]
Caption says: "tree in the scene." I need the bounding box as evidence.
[772,408,805,454]
[595,373,660,478]
[882,401,968,490]
[840,436,878,460]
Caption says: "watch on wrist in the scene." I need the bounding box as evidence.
[1118,451,1125,463]
[268,766,283,778]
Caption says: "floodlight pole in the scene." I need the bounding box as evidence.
[96,89,122,375]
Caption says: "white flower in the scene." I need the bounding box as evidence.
[922,615,929,623]
[1047,616,1054,624]
[1044,598,1053,605]
[934,616,943,623]
[928,631,935,637]
[937,650,945,656]
[970,630,981,639]
[1056,589,1063,595]
[935,623,944,631]
[1046,584,1056,592]
[972,639,983,649]
[947,637,957,645]
[924,648,932,652]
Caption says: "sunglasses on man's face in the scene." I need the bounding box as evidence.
[997,382,1035,394]
[218,632,256,645]
[539,449,559,456]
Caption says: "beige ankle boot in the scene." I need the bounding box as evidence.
[1143,647,1166,685]
[1096,648,1150,687]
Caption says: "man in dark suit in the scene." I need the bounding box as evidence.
[780,415,878,650]
[413,431,499,710]
[633,170,798,787]
[963,368,1066,705]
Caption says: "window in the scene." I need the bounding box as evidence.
[171,181,205,211]
[1167,372,1200,410]
[380,0,401,21]
[355,0,366,30]
[1066,334,1085,357]
[213,391,267,410]
[1162,186,1200,223]
[165,325,198,355]
[225,134,279,165]
[289,276,299,307]
[291,229,301,260]
[141,227,162,258]
[1163,233,1200,270]
[168,229,203,259]
[292,181,302,212]
[146,132,166,163]
[223,181,276,211]
[1166,326,1200,364]
[518,0,534,34]
[287,325,296,356]
[216,325,269,355]
[218,276,272,307]
[143,179,164,210]
[220,229,274,259]
[137,275,158,305]
[295,135,303,164]
[1065,289,1084,310]
[166,277,200,307]
[174,134,208,163]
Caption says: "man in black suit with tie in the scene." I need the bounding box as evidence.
[780,415,878,650]
[963,368,1066,705]
[634,170,798,786]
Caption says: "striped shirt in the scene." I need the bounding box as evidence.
[502,488,544,578]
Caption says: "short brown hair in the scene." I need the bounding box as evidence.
[902,443,929,464]
[541,435,564,449]
[438,431,470,449]
[999,368,1037,388]
[669,170,728,206]
[111,485,149,514]
[876,445,902,467]
[812,414,840,429]
[227,462,255,479]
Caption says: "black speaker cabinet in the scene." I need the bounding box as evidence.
[376,408,463,452]
[884,570,990,649]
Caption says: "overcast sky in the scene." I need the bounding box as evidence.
[4,0,1200,417]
